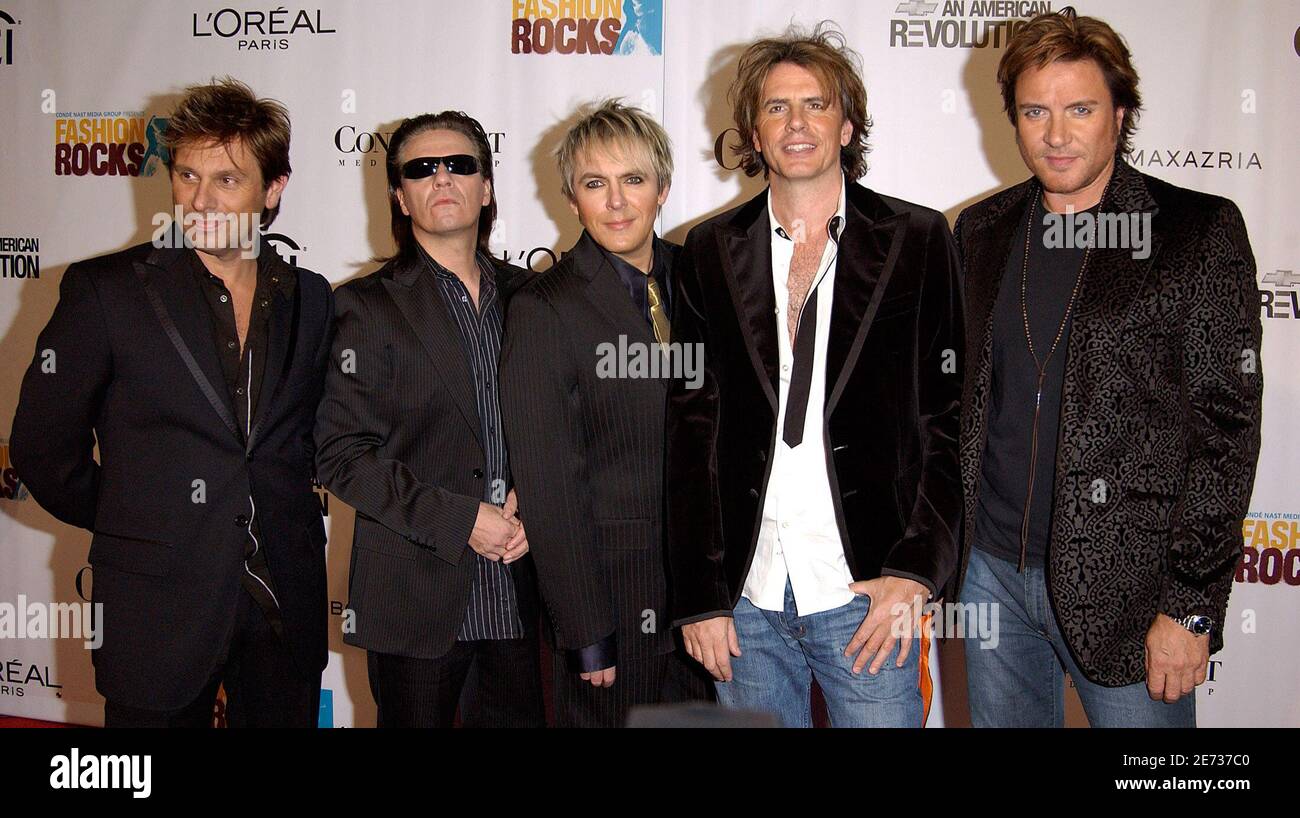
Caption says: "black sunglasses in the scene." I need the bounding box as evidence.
[401,154,480,179]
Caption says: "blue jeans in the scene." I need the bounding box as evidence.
[960,547,1196,728]
[715,579,926,728]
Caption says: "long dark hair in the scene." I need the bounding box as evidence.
[384,111,497,263]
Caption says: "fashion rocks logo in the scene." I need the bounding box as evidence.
[53,111,168,177]
[1239,513,1300,587]
[511,0,663,55]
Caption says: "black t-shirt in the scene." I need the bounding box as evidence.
[974,199,1093,568]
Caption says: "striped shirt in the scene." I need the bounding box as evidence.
[419,246,524,641]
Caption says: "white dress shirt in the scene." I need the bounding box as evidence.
[742,182,857,616]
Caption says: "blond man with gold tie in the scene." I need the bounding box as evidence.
[499,99,712,727]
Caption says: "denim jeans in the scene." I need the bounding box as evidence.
[714,578,927,728]
[960,546,1196,728]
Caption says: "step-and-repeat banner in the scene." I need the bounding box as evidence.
[0,0,1294,727]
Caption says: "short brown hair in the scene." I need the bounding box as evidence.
[554,99,673,201]
[163,77,292,227]
[998,6,1142,155]
[727,21,871,181]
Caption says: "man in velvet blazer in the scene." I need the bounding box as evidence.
[665,26,964,727]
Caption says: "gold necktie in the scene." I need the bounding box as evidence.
[645,274,671,346]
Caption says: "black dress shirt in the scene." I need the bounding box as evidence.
[600,233,673,327]
[418,245,524,641]
[188,249,293,633]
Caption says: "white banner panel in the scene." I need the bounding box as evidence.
[0,0,1293,727]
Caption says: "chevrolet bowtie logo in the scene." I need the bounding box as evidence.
[895,0,939,15]
[1261,269,1300,288]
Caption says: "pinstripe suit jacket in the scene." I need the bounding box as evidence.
[314,253,537,659]
[499,232,678,669]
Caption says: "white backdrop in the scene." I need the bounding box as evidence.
[0,0,1294,727]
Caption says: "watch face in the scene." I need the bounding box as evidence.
[1190,616,1213,635]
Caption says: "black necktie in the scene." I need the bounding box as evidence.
[783,288,817,447]
[781,216,842,449]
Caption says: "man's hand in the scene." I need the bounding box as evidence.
[1145,613,1209,703]
[682,616,741,682]
[579,666,616,687]
[497,489,528,563]
[500,513,528,564]
[844,576,928,675]
[468,502,518,561]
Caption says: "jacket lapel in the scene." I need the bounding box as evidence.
[717,190,780,410]
[246,253,299,452]
[1070,161,1162,335]
[962,180,1033,441]
[133,246,241,443]
[573,231,659,351]
[382,257,484,450]
[824,185,908,415]
[963,182,1032,359]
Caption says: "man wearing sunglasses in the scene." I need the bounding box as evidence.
[315,111,544,727]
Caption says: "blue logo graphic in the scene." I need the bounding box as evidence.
[613,0,661,55]
[139,116,170,177]
[318,688,334,728]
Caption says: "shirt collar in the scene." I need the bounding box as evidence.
[186,246,285,295]
[416,243,495,288]
[767,173,848,244]
[599,233,662,280]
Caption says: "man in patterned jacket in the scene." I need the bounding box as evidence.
[953,7,1262,727]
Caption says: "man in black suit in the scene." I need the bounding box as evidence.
[665,26,965,727]
[953,8,1262,727]
[500,100,709,727]
[314,111,544,728]
[11,78,333,727]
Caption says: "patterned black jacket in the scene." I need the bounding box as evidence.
[954,160,1263,686]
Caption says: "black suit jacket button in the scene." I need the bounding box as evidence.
[234,514,249,527]
[757,450,766,462]
[473,468,484,479]
[748,488,760,499]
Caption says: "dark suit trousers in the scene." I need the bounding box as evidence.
[553,646,714,728]
[367,631,545,728]
[103,587,321,727]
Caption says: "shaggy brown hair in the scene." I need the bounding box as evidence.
[998,6,1142,155]
[163,77,292,227]
[727,21,872,181]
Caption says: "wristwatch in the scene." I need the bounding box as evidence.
[1176,614,1213,635]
